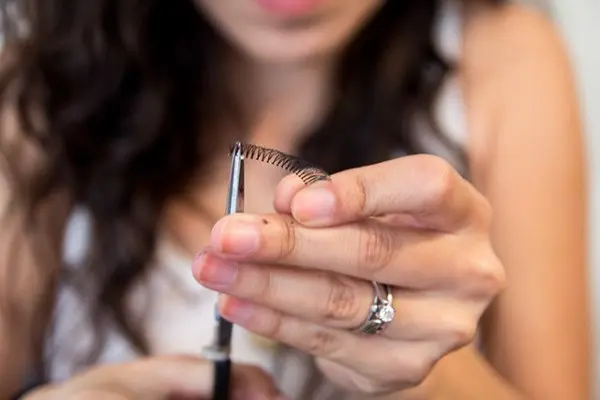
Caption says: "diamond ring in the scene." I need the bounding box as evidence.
[352,281,395,335]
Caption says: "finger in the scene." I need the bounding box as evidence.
[217,295,440,389]
[285,155,490,232]
[141,356,281,399]
[193,252,372,330]
[67,356,282,400]
[57,356,213,399]
[146,356,281,400]
[384,291,480,346]
[273,173,306,214]
[193,254,481,345]
[135,355,215,397]
[209,213,500,290]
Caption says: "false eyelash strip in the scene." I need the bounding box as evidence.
[230,143,331,184]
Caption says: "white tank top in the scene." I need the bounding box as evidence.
[44,2,468,399]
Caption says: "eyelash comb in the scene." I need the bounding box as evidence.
[236,143,331,185]
[203,142,330,400]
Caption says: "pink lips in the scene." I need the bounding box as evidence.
[254,0,325,16]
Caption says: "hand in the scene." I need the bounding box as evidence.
[23,355,283,400]
[193,155,505,395]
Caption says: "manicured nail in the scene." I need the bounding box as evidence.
[292,186,336,222]
[212,216,260,256]
[191,250,208,279]
[195,254,237,289]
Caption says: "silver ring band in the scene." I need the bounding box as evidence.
[353,281,395,335]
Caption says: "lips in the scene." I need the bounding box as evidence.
[254,0,325,16]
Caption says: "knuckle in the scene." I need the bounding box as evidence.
[460,245,506,297]
[383,347,435,390]
[401,355,435,388]
[356,222,396,274]
[416,155,457,211]
[274,216,298,260]
[475,254,506,297]
[322,274,361,321]
[247,267,274,303]
[482,261,506,296]
[260,309,285,340]
[349,174,370,217]
[304,328,342,357]
[385,355,433,389]
[445,318,478,351]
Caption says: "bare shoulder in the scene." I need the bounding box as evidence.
[458,6,589,399]
[459,3,580,187]
[462,3,571,73]
[461,2,577,111]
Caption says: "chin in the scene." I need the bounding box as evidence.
[228,26,356,65]
[196,0,383,65]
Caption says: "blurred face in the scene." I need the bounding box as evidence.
[195,0,384,64]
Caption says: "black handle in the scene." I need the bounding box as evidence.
[212,358,232,400]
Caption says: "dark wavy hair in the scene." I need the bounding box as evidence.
[0,0,502,379]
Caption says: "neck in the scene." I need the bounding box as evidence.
[168,55,337,255]
[227,53,337,153]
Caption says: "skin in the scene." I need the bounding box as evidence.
[0,0,590,399]
[195,0,383,63]
[22,355,284,400]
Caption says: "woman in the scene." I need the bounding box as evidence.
[0,0,589,399]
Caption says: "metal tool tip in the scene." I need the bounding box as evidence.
[230,141,243,157]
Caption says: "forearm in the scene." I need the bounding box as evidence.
[377,345,525,400]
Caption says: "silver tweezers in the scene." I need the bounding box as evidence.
[203,142,244,400]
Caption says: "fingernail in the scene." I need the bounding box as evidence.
[195,254,237,289]
[212,216,260,256]
[292,186,336,222]
[221,297,253,324]
[191,250,208,279]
